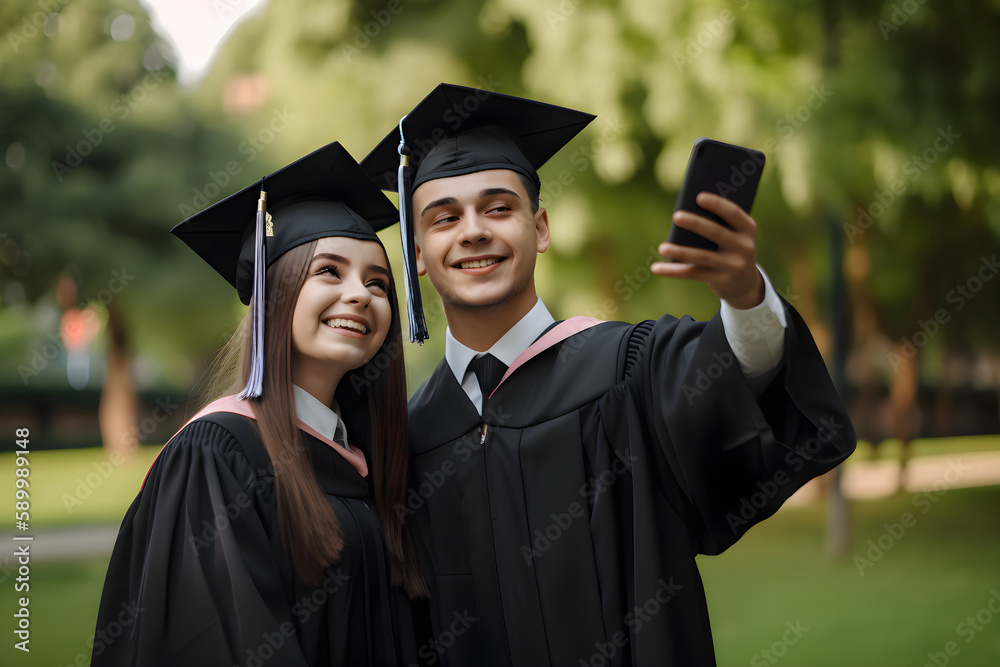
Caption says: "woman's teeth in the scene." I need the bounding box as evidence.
[325,318,367,334]
[461,258,500,269]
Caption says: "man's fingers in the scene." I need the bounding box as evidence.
[658,241,728,270]
[694,192,756,235]
[650,261,699,278]
[650,261,725,286]
[670,210,731,247]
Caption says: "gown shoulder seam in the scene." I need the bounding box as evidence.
[175,414,275,481]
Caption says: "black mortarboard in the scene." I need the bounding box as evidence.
[361,83,595,343]
[171,141,398,398]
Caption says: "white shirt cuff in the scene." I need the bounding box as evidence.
[720,266,787,378]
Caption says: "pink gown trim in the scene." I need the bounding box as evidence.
[489,316,604,400]
[142,395,368,487]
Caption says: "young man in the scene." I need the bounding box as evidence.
[363,84,855,666]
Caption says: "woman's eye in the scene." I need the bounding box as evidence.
[316,264,339,277]
[367,279,388,291]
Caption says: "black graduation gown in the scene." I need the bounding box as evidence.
[405,302,856,666]
[92,411,416,667]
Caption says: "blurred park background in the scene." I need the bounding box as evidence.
[1,0,998,665]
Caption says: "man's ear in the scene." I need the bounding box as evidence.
[415,240,427,276]
[535,207,551,254]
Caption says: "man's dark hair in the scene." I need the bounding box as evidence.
[517,173,540,214]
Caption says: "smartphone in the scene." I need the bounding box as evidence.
[667,137,765,251]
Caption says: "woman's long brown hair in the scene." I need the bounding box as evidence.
[207,240,427,597]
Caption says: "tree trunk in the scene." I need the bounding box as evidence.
[824,207,851,559]
[98,306,138,457]
[825,467,851,558]
[889,340,919,491]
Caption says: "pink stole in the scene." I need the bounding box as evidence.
[488,316,604,400]
[142,395,368,487]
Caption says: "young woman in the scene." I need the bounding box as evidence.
[92,143,426,667]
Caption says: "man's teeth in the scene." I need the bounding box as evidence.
[325,318,367,334]
[461,258,500,269]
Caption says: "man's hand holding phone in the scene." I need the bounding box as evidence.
[651,138,766,309]
[652,192,764,309]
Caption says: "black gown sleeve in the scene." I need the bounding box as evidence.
[634,297,856,554]
[91,419,309,667]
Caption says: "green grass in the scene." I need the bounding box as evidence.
[1,446,161,529]
[2,436,995,528]
[1,557,109,667]
[2,487,996,666]
[701,485,1000,667]
[0,443,997,666]
[849,434,1000,463]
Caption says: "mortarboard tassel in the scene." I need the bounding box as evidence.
[239,182,268,398]
[397,117,429,344]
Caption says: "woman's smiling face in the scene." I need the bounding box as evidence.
[290,236,393,397]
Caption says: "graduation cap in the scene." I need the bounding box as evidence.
[171,141,398,399]
[362,83,595,344]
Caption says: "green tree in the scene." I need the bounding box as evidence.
[1,0,251,451]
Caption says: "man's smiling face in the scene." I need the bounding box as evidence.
[412,169,550,316]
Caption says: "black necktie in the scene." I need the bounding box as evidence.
[468,353,508,411]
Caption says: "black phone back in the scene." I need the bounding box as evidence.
[668,137,765,251]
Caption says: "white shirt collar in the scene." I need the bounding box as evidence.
[444,297,555,386]
[292,384,350,449]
